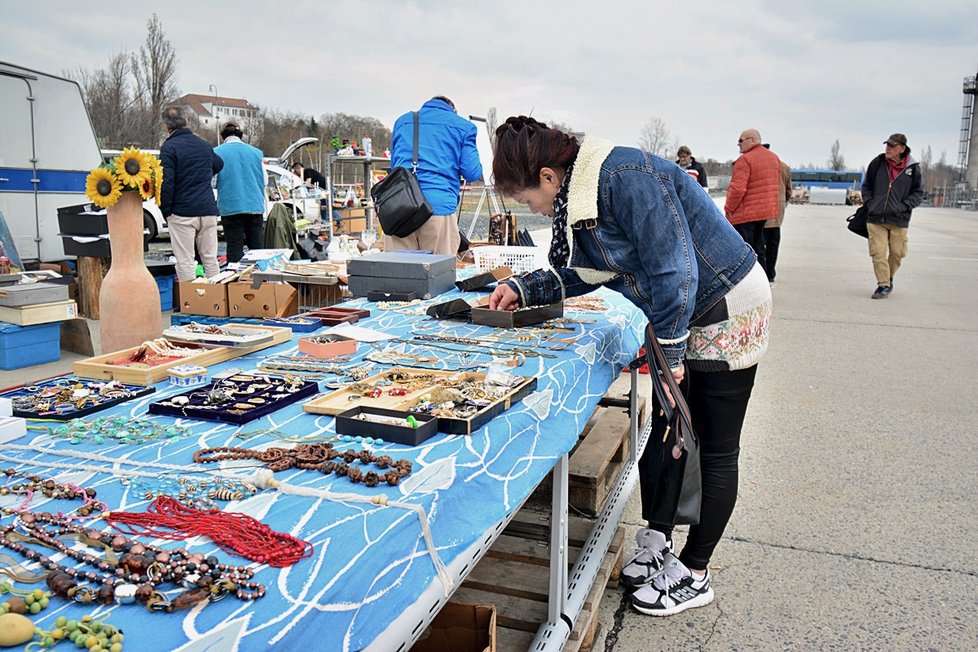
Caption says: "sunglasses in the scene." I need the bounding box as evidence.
[737,137,752,144]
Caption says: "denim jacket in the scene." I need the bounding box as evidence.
[507,138,756,368]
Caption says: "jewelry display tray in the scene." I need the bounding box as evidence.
[162,325,277,348]
[335,406,439,446]
[260,316,322,333]
[303,367,538,435]
[0,376,155,421]
[73,326,291,385]
[147,376,320,425]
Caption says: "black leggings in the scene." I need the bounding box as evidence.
[642,365,758,570]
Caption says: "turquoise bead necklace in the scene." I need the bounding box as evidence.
[46,416,191,445]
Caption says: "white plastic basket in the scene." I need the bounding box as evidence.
[472,246,550,275]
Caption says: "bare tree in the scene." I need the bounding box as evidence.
[638,117,670,156]
[828,139,846,170]
[131,14,179,146]
[66,53,135,149]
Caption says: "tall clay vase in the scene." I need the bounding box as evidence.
[99,191,162,353]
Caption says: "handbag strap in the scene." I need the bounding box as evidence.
[412,111,420,173]
[642,323,696,448]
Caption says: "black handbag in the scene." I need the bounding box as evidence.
[637,322,702,526]
[371,112,433,238]
[846,204,869,238]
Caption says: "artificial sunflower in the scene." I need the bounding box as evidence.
[153,165,163,205]
[85,167,122,208]
[138,176,154,201]
[114,147,151,188]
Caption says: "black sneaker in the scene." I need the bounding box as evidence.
[620,528,673,589]
[630,553,715,616]
[872,285,892,299]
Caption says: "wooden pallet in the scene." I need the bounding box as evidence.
[451,508,625,652]
[532,372,650,516]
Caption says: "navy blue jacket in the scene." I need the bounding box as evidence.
[390,99,482,215]
[160,128,224,218]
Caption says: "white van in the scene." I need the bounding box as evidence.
[0,61,106,262]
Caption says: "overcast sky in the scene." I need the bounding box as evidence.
[3,1,976,171]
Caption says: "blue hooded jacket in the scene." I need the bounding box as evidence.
[390,98,482,215]
[214,137,266,216]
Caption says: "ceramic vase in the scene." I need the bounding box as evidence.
[99,191,162,353]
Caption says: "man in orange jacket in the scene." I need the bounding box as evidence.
[724,129,782,273]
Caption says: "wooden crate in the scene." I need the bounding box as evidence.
[452,507,625,652]
[73,324,291,385]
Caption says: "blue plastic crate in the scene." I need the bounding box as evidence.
[0,322,61,370]
[156,275,174,311]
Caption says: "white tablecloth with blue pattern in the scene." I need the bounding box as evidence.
[0,286,644,651]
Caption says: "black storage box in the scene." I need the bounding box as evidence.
[58,203,109,236]
[348,252,456,300]
[60,234,111,258]
[335,406,439,446]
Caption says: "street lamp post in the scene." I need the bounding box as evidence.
[208,84,218,144]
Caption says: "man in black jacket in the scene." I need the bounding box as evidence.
[860,133,924,299]
[676,146,708,188]
[160,106,224,281]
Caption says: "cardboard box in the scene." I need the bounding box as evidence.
[410,602,496,652]
[179,281,229,317]
[335,217,367,235]
[335,208,366,218]
[227,282,298,319]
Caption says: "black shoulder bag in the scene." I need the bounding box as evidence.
[637,322,702,526]
[846,203,869,238]
[370,112,433,238]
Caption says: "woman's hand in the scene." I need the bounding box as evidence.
[489,284,520,311]
[659,363,685,409]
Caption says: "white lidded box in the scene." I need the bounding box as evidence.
[167,364,208,387]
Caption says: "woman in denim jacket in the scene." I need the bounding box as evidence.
[489,116,771,617]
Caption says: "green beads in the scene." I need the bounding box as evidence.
[48,416,191,446]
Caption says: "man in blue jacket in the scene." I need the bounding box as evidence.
[160,106,224,281]
[384,96,482,256]
[214,122,266,263]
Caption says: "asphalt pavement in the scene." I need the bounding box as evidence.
[594,203,978,651]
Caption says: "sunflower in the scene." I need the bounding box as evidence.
[85,167,122,208]
[152,164,163,205]
[138,176,154,201]
[114,147,151,188]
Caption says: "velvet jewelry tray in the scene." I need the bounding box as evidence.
[0,376,156,421]
[147,377,319,425]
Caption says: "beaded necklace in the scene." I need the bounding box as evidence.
[2,511,265,611]
[47,416,190,446]
[193,444,412,487]
[0,469,106,520]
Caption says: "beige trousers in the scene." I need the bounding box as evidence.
[867,222,909,286]
[383,214,460,257]
[168,215,220,281]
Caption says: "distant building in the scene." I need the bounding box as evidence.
[175,93,262,142]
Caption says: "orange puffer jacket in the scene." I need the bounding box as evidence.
[724,145,782,225]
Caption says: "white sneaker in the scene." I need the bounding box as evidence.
[620,528,673,589]
[630,552,714,616]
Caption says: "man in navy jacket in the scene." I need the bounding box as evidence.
[160,106,224,281]
[384,96,482,256]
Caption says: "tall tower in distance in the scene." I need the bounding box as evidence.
[959,65,978,188]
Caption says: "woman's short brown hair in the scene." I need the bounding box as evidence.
[492,116,579,194]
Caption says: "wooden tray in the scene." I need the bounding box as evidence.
[73,324,291,385]
[303,367,537,435]
[162,324,277,348]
